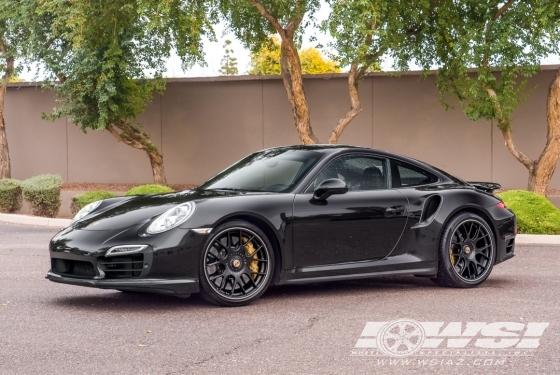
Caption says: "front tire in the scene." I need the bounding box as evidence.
[432,212,496,288]
[199,220,275,307]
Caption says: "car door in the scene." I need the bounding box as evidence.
[292,154,409,267]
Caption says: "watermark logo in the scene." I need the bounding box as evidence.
[353,319,550,358]
[376,319,425,356]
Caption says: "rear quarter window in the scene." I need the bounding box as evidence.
[392,160,438,187]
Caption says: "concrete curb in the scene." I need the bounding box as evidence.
[515,234,560,245]
[1,214,560,245]
[0,213,71,228]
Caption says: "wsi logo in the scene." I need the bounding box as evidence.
[355,319,550,357]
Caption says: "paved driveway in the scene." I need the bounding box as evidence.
[0,223,559,375]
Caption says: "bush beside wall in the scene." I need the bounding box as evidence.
[70,190,118,215]
[21,174,63,218]
[0,179,23,213]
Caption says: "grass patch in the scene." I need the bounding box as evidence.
[124,184,174,196]
[497,190,560,234]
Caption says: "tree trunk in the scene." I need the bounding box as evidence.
[329,63,362,144]
[488,68,560,196]
[0,83,11,179]
[106,121,167,185]
[528,68,560,195]
[147,148,167,186]
[279,38,318,144]
[248,0,318,144]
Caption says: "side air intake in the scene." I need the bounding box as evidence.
[419,195,442,224]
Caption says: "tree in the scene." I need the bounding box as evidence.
[218,0,322,144]
[24,0,213,185]
[249,36,340,75]
[219,1,423,144]
[323,0,431,143]
[408,0,560,195]
[0,4,28,179]
[219,39,239,76]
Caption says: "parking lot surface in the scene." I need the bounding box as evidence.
[1,223,559,375]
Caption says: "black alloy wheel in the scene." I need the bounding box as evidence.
[433,212,495,288]
[199,220,274,306]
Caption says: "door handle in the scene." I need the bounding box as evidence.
[386,206,405,215]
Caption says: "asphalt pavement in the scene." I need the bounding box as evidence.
[1,222,559,375]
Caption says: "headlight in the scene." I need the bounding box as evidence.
[72,201,102,223]
[146,202,195,234]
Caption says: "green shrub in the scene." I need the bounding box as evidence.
[70,190,118,215]
[497,190,560,234]
[0,179,23,213]
[21,174,63,218]
[124,184,174,196]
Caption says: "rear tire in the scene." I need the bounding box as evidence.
[432,212,496,288]
[199,220,275,307]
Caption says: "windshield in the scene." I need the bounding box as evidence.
[198,149,323,193]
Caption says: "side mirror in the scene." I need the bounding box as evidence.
[313,178,348,201]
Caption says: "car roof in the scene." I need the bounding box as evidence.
[262,144,462,184]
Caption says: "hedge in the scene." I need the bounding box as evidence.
[0,179,23,213]
[21,174,63,217]
[70,190,118,215]
[497,190,560,234]
[124,184,174,196]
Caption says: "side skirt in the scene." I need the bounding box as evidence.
[278,255,437,285]
[279,267,437,285]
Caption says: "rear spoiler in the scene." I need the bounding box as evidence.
[468,182,502,194]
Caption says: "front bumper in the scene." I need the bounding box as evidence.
[46,271,198,295]
[47,226,209,295]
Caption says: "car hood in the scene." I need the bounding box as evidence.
[72,189,248,231]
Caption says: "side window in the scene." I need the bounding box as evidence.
[391,160,438,187]
[309,155,388,192]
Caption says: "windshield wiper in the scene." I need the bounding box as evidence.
[206,188,261,192]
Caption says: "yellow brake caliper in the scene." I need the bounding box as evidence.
[450,248,457,266]
[243,236,259,279]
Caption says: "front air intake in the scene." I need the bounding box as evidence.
[51,259,96,278]
[98,254,144,278]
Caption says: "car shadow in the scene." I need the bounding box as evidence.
[49,275,512,311]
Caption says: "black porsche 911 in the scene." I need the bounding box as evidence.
[47,145,516,306]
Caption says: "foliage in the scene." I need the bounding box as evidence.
[21,174,63,217]
[0,178,22,213]
[26,0,215,132]
[219,39,239,76]
[0,2,27,84]
[405,0,560,130]
[218,0,321,53]
[124,184,174,196]
[323,0,429,80]
[249,36,340,75]
[498,190,560,234]
[70,190,117,215]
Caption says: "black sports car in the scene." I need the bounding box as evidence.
[47,145,516,306]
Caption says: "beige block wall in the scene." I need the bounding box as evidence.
[5,69,559,189]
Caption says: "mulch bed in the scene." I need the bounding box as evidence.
[62,182,198,192]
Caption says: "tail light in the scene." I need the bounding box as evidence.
[496,202,507,209]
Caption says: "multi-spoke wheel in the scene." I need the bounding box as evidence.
[432,212,495,288]
[199,220,275,306]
